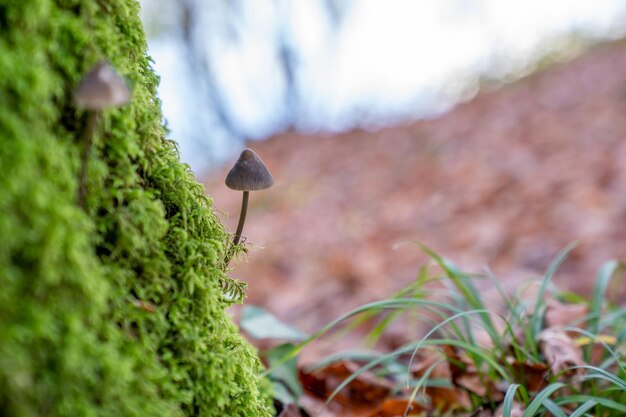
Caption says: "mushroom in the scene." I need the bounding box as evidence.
[74,61,131,208]
[74,61,132,109]
[224,148,274,265]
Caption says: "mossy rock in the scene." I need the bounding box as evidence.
[0,1,272,416]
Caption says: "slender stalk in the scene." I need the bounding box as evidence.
[224,191,249,266]
[76,110,99,208]
[233,191,249,246]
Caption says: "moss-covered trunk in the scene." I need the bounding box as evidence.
[0,1,272,416]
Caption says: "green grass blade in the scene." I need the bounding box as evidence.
[484,266,517,320]
[320,343,417,411]
[405,309,511,386]
[427,339,510,380]
[413,242,502,348]
[528,243,578,348]
[598,306,626,330]
[501,383,520,417]
[553,395,626,413]
[308,350,411,380]
[404,308,471,375]
[479,290,536,364]
[366,309,404,346]
[589,260,620,336]
[262,297,466,375]
[575,365,626,390]
[307,350,388,371]
[568,400,597,417]
[305,298,461,346]
[521,382,566,417]
[542,399,567,417]
[321,329,512,414]
[364,296,460,346]
[353,265,433,342]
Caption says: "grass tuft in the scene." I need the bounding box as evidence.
[265,245,626,416]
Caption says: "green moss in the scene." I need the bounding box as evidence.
[0,1,272,416]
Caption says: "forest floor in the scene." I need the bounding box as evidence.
[205,40,626,362]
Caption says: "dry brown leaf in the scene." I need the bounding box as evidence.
[365,398,424,417]
[472,327,496,349]
[539,328,586,378]
[507,358,549,392]
[402,346,471,412]
[409,349,444,377]
[545,300,588,330]
[427,386,472,414]
[454,373,488,398]
[441,345,503,400]
[299,360,393,409]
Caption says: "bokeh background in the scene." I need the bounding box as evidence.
[140,0,626,343]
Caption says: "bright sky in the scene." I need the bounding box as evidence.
[144,0,626,170]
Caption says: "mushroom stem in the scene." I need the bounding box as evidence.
[224,191,249,266]
[233,191,249,246]
[76,110,99,208]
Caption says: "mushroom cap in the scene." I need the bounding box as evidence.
[74,61,131,110]
[225,149,274,191]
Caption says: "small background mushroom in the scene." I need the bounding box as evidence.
[74,61,131,207]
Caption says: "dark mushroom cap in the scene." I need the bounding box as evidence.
[225,149,274,191]
[74,61,131,110]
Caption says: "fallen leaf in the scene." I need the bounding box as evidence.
[442,345,502,400]
[420,349,472,412]
[300,360,393,410]
[365,398,424,417]
[408,349,443,377]
[427,386,471,414]
[545,300,588,329]
[539,328,585,378]
[507,358,548,392]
